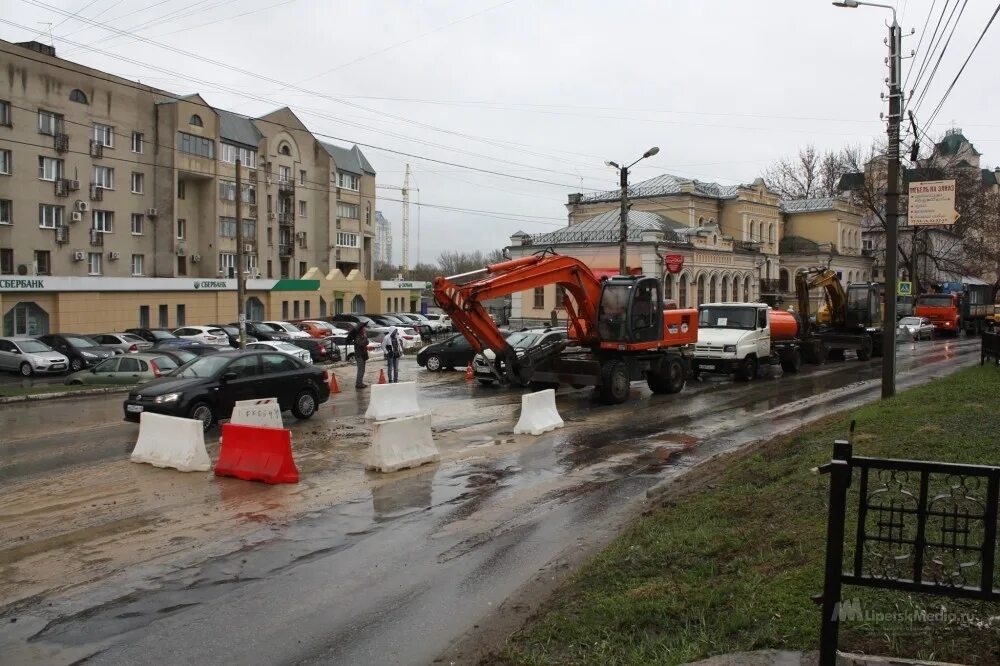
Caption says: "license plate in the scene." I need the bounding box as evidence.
[127,404,144,413]
[51,364,65,370]
[700,364,715,370]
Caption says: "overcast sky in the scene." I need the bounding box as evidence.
[5,0,999,266]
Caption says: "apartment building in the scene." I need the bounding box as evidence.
[0,39,391,335]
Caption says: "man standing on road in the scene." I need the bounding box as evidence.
[382,326,403,383]
[348,322,369,389]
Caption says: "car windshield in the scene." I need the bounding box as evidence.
[18,340,51,353]
[65,335,98,348]
[260,323,285,332]
[917,295,953,308]
[699,307,756,329]
[172,350,196,363]
[271,322,299,332]
[173,355,232,378]
[506,332,542,348]
[151,330,176,340]
[219,326,239,336]
[899,317,922,326]
[206,328,227,336]
[122,334,145,342]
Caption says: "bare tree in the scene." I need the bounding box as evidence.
[764,145,850,200]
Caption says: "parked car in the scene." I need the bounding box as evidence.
[262,320,311,340]
[37,334,119,372]
[390,314,434,341]
[125,328,183,345]
[123,351,330,430]
[289,336,340,363]
[152,341,222,357]
[416,333,476,372]
[331,332,385,362]
[149,347,200,367]
[206,324,257,348]
[172,326,230,346]
[296,320,349,339]
[246,340,312,364]
[329,314,376,330]
[64,352,179,385]
[897,316,935,341]
[423,313,453,332]
[396,327,423,350]
[368,314,409,328]
[0,337,69,376]
[473,328,571,385]
[91,332,154,354]
[234,321,292,342]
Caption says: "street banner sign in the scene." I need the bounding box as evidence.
[664,254,685,274]
[897,281,912,296]
[908,180,960,226]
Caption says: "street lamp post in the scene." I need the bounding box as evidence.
[607,146,660,276]
[833,0,901,400]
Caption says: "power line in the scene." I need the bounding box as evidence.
[910,0,968,115]
[908,0,961,110]
[903,0,937,91]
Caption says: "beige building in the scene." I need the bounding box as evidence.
[0,39,389,335]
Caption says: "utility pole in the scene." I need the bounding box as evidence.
[618,164,629,276]
[402,163,410,275]
[235,157,247,349]
[883,17,902,398]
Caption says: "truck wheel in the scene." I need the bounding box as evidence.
[646,356,686,394]
[735,355,757,382]
[856,337,873,361]
[779,349,801,373]
[598,359,630,404]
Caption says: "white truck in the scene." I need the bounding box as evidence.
[691,302,803,381]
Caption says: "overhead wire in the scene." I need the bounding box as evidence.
[902,0,937,91]
[909,0,968,116]
[907,0,962,110]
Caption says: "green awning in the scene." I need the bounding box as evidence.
[271,279,320,292]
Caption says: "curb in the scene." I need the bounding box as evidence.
[0,385,131,404]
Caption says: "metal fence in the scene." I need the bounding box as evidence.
[982,331,1000,366]
[817,440,1000,665]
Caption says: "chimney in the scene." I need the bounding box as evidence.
[16,41,56,57]
[567,193,582,205]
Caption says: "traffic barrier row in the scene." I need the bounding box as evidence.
[366,414,440,473]
[215,422,299,484]
[130,412,212,472]
[513,388,564,435]
[364,382,422,421]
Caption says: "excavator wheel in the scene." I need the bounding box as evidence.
[856,336,873,361]
[646,356,686,394]
[598,359,630,404]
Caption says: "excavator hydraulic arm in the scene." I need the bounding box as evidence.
[795,267,848,333]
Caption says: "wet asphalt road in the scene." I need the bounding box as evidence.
[0,338,982,665]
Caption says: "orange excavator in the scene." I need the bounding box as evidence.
[433,251,698,404]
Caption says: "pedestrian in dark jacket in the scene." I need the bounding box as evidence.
[349,322,369,388]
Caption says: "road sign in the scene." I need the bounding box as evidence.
[908,180,960,226]
[897,281,912,296]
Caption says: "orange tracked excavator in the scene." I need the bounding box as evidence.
[433,251,698,404]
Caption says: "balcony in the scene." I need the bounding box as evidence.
[734,240,761,253]
[277,179,295,195]
[89,183,104,201]
[54,179,70,197]
[89,229,104,247]
[759,278,784,294]
[278,244,293,258]
[54,226,69,244]
[89,140,104,158]
[53,133,69,153]
[277,211,294,227]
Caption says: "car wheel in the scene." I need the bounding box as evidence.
[425,354,442,372]
[597,359,630,404]
[735,355,758,382]
[69,357,83,372]
[188,401,215,432]
[291,390,317,420]
[19,362,33,377]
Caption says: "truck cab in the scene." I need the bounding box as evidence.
[693,303,773,381]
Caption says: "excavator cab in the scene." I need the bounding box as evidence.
[597,276,663,344]
[845,283,882,330]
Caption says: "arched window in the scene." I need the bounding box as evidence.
[69,89,88,104]
[749,221,756,241]
[709,275,718,303]
[769,223,776,243]
[679,274,688,308]
[279,142,291,156]
[3,301,50,336]
[744,275,752,302]
[664,274,674,303]
[721,276,729,303]
[245,297,265,321]
[698,217,704,225]
[697,275,706,305]
[351,294,365,313]
[779,268,790,292]
[841,229,847,249]
[190,114,203,127]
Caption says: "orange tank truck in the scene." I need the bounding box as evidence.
[769,308,799,341]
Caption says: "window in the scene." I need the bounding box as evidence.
[37,156,63,181]
[93,165,114,189]
[0,200,10,225]
[0,149,10,175]
[88,252,102,275]
[139,305,150,328]
[278,143,291,156]
[219,252,236,277]
[337,203,358,219]
[131,254,144,276]
[862,238,873,250]
[131,213,144,235]
[219,216,237,238]
[131,172,144,194]
[93,123,114,148]
[533,287,544,309]
[38,110,63,135]
[218,180,256,203]
[176,304,185,326]
[176,219,186,240]
[93,210,113,233]
[338,171,360,191]
[177,180,186,199]
[158,304,168,327]
[0,100,10,126]
[293,300,300,319]
[177,256,187,276]
[38,204,63,229]
[34,250,50,275]
[298,261,306,277]
[297,231,307,247]
[267,259,273,279]
[336,232,359,248]
[131,131,143,153]
[0,248,12,274]
[298,200,307,217]
[244,252,257,275]
[178,131,214,158]
[69,89,88,104]
[280,258,289,279]
[299,169,306,185]
[279,165,291,181]
[220,143,256,168]
[243,218,256,238]
[555,284,566,309]
[189,114,203,127]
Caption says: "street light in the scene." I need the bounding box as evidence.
[832,0,900,403]
[607,146,660,275]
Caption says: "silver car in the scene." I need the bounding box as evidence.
[0,337,70,376]
[897,316,935,341]
[91,332,154,354]
[246,341,312,364]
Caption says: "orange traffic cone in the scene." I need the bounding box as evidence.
[378,368,387,384]
[328,372,340,394]
[465,362,474,380]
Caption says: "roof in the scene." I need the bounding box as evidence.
[525,210,685,245]
[578,173,741,203]
[935,130,980,157]
[217,109,263,148]
[320,142,376,176]
[779,197,837,213]
[982,169,998,187]
[779,236,821,253]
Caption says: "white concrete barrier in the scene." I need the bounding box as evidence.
[130,412,211,472]
[231,398,283,428]
[513,388,564,435]
[366,413,440,473]
[364,381,421,421]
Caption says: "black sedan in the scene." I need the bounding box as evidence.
[416,333,476,372]
[289,336,340,364]
[123,350,331,431]
[37,333,119,372]
[231,321,291,342]
[208,323,258,348]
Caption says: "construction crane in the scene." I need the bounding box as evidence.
[375,164,419,273]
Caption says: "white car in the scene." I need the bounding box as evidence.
[391,327,422,350]
[172,326,230,346]
[423,313,452,332]
[262,320,312,339]
[246,341,311,364]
